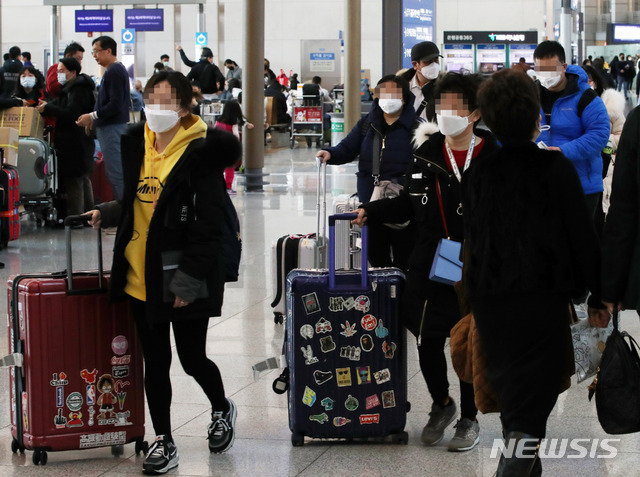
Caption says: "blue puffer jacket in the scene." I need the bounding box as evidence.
[537,65,610,195]
[323,98,417,201]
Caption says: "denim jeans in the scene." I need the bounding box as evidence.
[96,122,128,201]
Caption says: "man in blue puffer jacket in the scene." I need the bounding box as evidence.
[534,41,610,213]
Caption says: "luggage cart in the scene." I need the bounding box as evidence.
[290,95,323,149]
[200,100,223,127]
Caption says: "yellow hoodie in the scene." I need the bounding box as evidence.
[124,115,207,301]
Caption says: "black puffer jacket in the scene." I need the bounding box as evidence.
[97,120,241,324]
[43,73,96,178]
[363,125,499,338]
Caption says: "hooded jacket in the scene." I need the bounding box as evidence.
[43,73,96,178]
[322,97,418,202]
[96,118,241,324]
[362,124,499,338]
[536,64,610,195]
[0,59,23,98]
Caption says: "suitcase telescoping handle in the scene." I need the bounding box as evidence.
[328,213,368,290]
[316,157,327,249]
[64,215,105,292]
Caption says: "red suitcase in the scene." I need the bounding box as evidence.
[0,165,20,246]
[5,216,147,465]
[91,156,114,204]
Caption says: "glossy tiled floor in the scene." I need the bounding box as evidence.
[1,143,640,477]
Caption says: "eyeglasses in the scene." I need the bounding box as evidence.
[91,49,104,55]
[337,370,349,376]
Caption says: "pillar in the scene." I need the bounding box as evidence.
[345,0,362,132]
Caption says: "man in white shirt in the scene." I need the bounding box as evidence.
[401,41,442,121]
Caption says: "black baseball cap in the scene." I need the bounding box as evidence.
[411,41,442,62]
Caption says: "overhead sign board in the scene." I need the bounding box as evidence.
[75,10,113,33]
[125,9,164,32]
[402,0,435,69]
[608,23,640,44]
[444,31,538,44]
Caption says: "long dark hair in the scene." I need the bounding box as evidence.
[581,65,606,96]
[217,100,245,126]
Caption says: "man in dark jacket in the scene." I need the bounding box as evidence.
[46,42,84,100]
[37,57,95,216]
[76,36,130,202]
[602,105,640,313]
[400,41,442,121]
[0,46,23,98]
[177,46,224,94]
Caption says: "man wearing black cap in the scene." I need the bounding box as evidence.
[176,45,224,94]
[401,41,442,121]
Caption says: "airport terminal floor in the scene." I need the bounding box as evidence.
[1,144,640,476]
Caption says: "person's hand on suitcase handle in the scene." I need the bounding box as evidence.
[351,208,367,227]
[83,210,102,230]
[316,150,331,163]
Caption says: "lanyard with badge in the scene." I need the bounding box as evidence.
[444,134,475,215]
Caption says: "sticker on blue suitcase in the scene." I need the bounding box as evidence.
[340,321,357,337]
[320,336,336,353]
[315,317,332,333]
[301,345,319,365]
[345,394,359,411]
[375,320,389,338]
[361,314,377,331]
[340,346,361,361]
[333,417,351,427]
[382,341,397,359]
[356,366,371,385]
[366,394,381,410]
[382,390,396,408]
[302,386,317,406]
[300,324,314,340]
[309,413,329,424]
[302,292,321,314]
[336,367,352,387]
[321,397,335,410]
[374,368,391,385]
[313,370,333,385]
[355,295,370,312]
[360,334,374,352]
[328,296,345,312]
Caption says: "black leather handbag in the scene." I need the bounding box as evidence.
[589,310,640,434]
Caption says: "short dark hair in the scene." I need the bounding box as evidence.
[59,57,81,74]
[534,41,566,64]
[144,71,194,110]
[375,75,411,105]
[22,52,31,61]
[92,36,117,56]
[312,76,322,84]
[3,54,8,61]
[9,46,21,60]
[478,69,540,145]
[217,99,244,126]
[153,62,165,71]
[433,72,484,113]
[200,47,213,59]
[64,42,85,57]
[228,78,241,90]
[160,54,170,61]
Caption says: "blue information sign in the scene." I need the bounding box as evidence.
[125,8,164,32]
[121,29,135,44]
[196,32,208,46]
[402,0,436,69]
[75,10,113,33]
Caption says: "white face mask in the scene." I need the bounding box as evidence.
[57,72,68,85]
[20,76,36,89]
[378,98,403,115]
[144,105,181,133]
[421,62,440,81]
[436,113,470,137]
[537,71,563,89]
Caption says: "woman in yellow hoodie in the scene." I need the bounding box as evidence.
[86,71,241,475]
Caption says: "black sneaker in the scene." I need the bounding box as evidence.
[143,435,178,475]
[207,398,237,453]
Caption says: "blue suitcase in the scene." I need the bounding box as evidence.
[285,214,408,446]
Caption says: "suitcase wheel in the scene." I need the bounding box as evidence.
[291,433,305,447]
[273,312,284,325]
[111,444,125,457]
[394,431,409,445]
[10,438,24,454]
[135,439,149,455]
[32,449,47,465]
